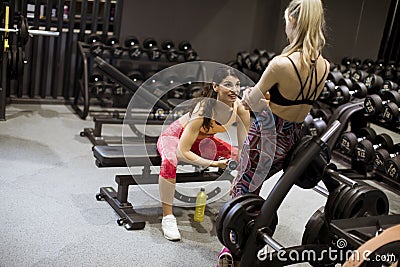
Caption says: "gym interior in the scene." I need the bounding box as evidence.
[1,0,399,266]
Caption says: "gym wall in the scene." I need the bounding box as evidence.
[120,0,390,64]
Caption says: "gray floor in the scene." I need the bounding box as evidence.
[0,104,398,267]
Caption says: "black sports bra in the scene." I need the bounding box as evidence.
[269,56,327,106]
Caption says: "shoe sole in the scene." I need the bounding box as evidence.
[218,254,233,267]
[163,234,181,241]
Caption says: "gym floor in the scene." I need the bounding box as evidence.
[1,104,399,267]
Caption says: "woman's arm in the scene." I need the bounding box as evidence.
[177,116,221,168]
[236,103,251,158]
[242,57,281,110]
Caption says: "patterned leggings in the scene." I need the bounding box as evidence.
[231,109,303,197]
[157,119,238,179]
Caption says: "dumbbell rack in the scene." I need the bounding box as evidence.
[72,39,200,120]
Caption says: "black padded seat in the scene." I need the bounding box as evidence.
[93,144,161,167]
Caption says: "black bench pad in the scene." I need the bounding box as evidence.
[93,144,161,167]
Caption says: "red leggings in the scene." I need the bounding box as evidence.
[157,119,238,179]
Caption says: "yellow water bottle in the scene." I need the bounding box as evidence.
[194,187,207,222]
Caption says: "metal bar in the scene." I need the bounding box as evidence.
[62,0,76,99]
[385,2,400,62]
[27,0,41,98]
[0,51,7,121]
[102,0,111,40]
[78,0,88,41]
[113,0,123,38]
[325,169,358,188]
[0,28,59,36]
[320,120,341,143]
[91,0,100,34]
[378,0,399,61]
[71,41,90,119]
[20,0,27,16]
[257,230,284,251]
[39,0,53,99]
[312,185,329,197]
[51,0,64,99]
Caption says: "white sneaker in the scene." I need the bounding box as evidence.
[161,215,181,241]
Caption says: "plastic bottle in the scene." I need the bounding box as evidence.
[194,187,207,222]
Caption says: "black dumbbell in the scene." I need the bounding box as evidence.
[319,80,336,101]
[87,34,104,56]
[254,56,269,73]
[161,40,179,62]
[125,36,142,59]
[217,157,238,174]
[351,69,369,83]
[303,109,331,136]
[355,133,394,163]
[383,61,397,81]
[364,91,400,117]
[236,51,250,69]
[327,71,344,84]
[127,70,144,85]
[364,73,384,94]
[143,38,161,61]
[381,101,400,124]
[253,49,273,73]
[89,74,106,94]
[178,41,197,61]
[361,58,375,72]
[331,83,367,105]
[384,154,400,181]
[339,127,376,155]
[379,80,399,96]
[105,36,124,58]
[374,143,400,170]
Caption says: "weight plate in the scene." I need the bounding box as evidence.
[302,206,325,245]
[216,194,257,244]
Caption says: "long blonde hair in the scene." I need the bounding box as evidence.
[281,0,326,68]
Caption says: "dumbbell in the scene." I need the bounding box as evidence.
[125,36,142,59]
[361,58,375,72]
[236,51,250,69]
[327,71,344,84]
[355,133,394,163]
[364,73,384,94]
[318,80,336,101]
[330,83,367,105]
[253,49,275,73]
[105,36,124,58]
[89,74,106,94]
[143,38,161,61]
[178,41,197,61]
[217,157,238,174]
[381,100,400,124]
[383,61,397,81]
[302,109,331,136]
[380,80,399,95]
[338,127,376,155]
[374,143,400,170]
[87,34,104,56]
[126,69,144,85]
[364,91,400,117]
[161,40,179,62]
[351,69,369,83]
[384,153,400,181]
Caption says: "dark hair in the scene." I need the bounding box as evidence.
[189,67,239,132]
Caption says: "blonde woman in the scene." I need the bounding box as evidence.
[218,0,330,266]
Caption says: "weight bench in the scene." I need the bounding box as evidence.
[93,144,235,230]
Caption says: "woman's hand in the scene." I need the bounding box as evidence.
[241,87,269,112]
[211,158,229,169]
